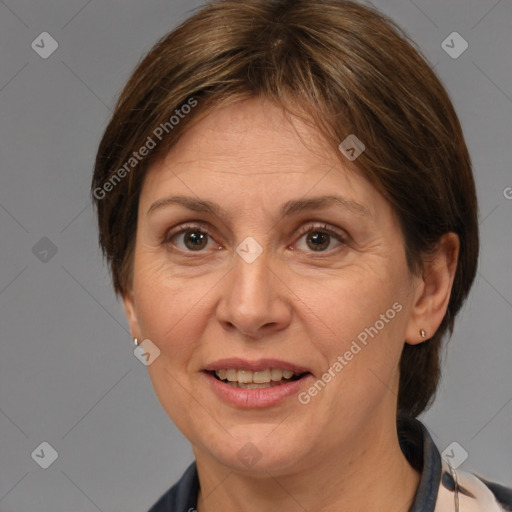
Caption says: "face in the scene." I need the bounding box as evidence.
[123,97,424,475]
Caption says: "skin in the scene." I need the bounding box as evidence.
[123,97,459,512]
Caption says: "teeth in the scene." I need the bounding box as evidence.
[253,369,271,383]
[226,369,237,382]
[271,368,283,381]
[237,370,253,384]
[214,368,302,384]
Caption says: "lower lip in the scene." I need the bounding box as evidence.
[203,372,313,408]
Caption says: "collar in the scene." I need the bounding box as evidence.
[398,415,442,512]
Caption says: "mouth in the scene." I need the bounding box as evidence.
[203,358,313,407]
[207,368,309,389]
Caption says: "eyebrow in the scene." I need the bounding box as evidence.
[147,194,371,219]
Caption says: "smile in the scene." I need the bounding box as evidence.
[212,368,305,388]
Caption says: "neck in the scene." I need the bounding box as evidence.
[194,421,421,512]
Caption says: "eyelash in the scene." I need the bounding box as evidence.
[163,222,348,256]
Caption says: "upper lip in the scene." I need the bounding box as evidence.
[204,358,311,374]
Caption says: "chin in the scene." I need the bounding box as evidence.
[201,426,313,476]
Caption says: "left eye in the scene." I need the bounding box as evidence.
[295,226,345,252]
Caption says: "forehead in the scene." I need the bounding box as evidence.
[168,98,335,171]
[140,97,381,219]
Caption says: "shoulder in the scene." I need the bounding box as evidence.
[436,459,512,511]
[147,461,199,512]
[477,477,512,511]
[398,415,511,512]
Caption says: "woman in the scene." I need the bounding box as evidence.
[91,1,511,510]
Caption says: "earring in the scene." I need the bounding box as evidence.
[133,338,139,346]
[420,329,426,339]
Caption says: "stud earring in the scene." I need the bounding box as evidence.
[133,338,139,346]
[420,329,426,339]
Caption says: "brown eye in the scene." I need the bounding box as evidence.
[294,223,347,253]
[183,230,209,250]
[166,225,214,252]
[306,231,331,251]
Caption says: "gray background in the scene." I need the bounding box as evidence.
[0,0,510,511]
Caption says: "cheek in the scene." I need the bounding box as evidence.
[297,260,406,333]
[131,253,211,351]
[296,262,409,382]
[131,257,214,432]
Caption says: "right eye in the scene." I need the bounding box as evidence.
[164,223,219,253]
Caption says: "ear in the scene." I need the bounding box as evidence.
[122,289,142,340]
[405,232,460,345]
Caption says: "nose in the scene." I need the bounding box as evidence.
[215,249,292,339]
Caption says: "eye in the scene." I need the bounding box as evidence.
[294,223,347,253]
[165,224,216,252]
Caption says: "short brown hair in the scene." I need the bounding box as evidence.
[92,0,479,418]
